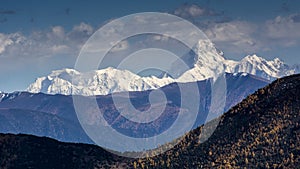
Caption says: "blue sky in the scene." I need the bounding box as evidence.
[0,0,300,92]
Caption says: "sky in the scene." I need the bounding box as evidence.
[0,0,300,92]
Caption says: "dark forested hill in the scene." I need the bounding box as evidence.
[133,74,300,168]
[0,133,129,169]
[1,74,299,168]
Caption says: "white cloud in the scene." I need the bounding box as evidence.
[72,22,94,35]
[0,33,25,54]
[205,21,256,43]
[50,26,65,39]
[51,44,70,53]
[1,14,299,66]
[204,21,261,53]
[265,14,300,40]
[174,4,216,18]
[0,34,13,54]
[0,22,95,58]
[201,14,300,54]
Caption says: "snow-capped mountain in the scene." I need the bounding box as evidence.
[176,39,225,82]
[27,67,175,96]
[0,91,22,102]
[224,55,296,80]
[0,92,5,101]
[1,73,269,144]
[27,40,225,96]
[27,40,298,96]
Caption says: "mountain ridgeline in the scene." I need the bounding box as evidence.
[0,74,299,168]
[132,74,300,168]
[26,40,299,96]
[0,73,268,144]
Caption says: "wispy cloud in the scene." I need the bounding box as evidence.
[205,21,256,43]
[173,3,219,19]
[264,14,300,47]
[0,22,95,58]
[0,32,24,54]
[266,15,300,38]
[1,11,299,66]
[204,21,261,53]
[174,11,299,55]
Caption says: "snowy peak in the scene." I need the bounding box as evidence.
[0,92,5,102]
[0,91,22,102]
[195,39,224,57]
[231,54,293,80]
[193,39,225,67]
[26,39,299,96]
[27,53,298,96]
[53,68,80,74]
[241,54,284,67]
[27,67,175,96]
[50,68,80,75]
[271,58,284,68]
[241,54,263,62]
[174,39,226,83]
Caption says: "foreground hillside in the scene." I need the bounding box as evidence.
[0,133,129,168]
[133,74,300,168]
[0,74,299,168]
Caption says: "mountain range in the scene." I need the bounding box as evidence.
[1,73,299,168]
[1,39,299,168]
[0,73,268,144]
[27,40,299,96]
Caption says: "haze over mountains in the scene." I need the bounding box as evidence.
[0,73,268,145]
[1,39,294,149]
[26,40,299,96]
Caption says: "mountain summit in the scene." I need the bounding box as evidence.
[27,67,175,96]
[27,40,298,96]
[224,54,296,80]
